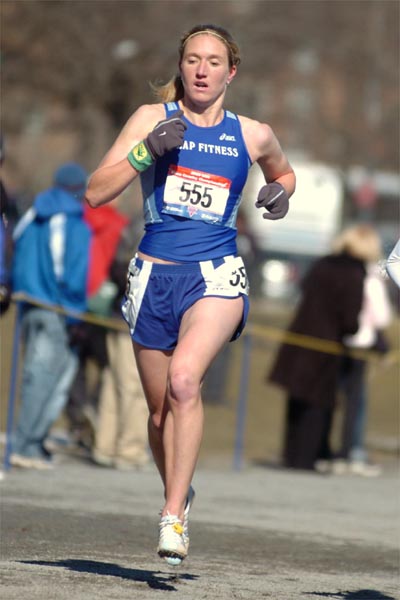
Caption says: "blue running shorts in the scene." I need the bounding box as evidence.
[121,254,250,350]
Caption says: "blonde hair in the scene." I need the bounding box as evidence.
[151,24,241,103]
[332,224,383,263]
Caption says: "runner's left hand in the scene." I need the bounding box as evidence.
[255,182,289,220]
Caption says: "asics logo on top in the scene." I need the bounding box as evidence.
[219,133,236,141]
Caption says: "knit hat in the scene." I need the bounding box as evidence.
[54,162,88,199]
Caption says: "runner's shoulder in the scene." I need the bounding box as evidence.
[134,103,166,120]
[238,115,275,159]
[125,103,166,138]
[238,115,274,141]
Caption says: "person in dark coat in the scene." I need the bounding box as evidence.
[268,225,381,471]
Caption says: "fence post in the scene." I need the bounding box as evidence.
[4,301,23,470]
[233,332,252,471]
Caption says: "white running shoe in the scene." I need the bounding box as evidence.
[158,487,195,566]
[9,453,54,470]
[158,514,187,565]
[331,459,349,475]
[349,460,382,477]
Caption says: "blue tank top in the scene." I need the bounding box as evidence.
[138,102,252,262]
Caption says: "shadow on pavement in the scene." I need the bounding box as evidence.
[20,559,198,591]
[304,590,397,599]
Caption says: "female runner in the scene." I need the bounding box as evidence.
[86,23,296,565]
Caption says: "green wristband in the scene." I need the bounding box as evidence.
[127,141,154,172]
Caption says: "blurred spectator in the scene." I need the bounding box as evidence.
[10,163,91,469]
[64,202,128,450]
[92,218,149,469]
[332,229,393,476]
[0,133,19,315]
[268,225,377,471]
[386,238,400,289]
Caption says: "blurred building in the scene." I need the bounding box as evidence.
[1,1,398,214]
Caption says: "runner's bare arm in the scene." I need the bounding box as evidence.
[85,104,165,207]
[240,116,296,196]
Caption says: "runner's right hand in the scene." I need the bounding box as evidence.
[145,110,187,159]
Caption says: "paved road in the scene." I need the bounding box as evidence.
[1,453,399,600]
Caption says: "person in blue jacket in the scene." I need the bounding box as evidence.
[86,24,296,564]
[10,162,91,469]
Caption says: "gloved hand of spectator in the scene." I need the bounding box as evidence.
[67,322,89,350]
[0,283,11,315]
[255,182,289,220]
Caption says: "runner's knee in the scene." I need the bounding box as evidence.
[168,367,199,406]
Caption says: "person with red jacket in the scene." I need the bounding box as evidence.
[65,201,129,447]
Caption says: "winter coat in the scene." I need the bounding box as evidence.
[343,263,392,350]
[84,203,129,297]
[269,253,365,407]
[12,186,91,314]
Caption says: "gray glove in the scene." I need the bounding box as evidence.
[255,182,289,220]
[145,110,187,159]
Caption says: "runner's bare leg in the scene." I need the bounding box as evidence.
[135,296,243,521]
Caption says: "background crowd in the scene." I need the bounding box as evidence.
[0,153,397,476]
[0,0,398,477]
[1,158,149,472]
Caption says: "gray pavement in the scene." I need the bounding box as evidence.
[1,451,399,600]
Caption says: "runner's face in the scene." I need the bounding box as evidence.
[180,34,236,105]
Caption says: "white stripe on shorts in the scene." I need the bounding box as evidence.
[122,256,153,336]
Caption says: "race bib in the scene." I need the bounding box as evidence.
[162,165,231,224]
[201,256,249,297]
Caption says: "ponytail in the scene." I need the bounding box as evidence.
[150,75,184,103]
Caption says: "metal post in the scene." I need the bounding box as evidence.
[233,332,252,471]
[4,301,23,470]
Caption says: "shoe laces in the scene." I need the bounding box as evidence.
[159,514,184,536]
[159,513,187,554]
[159,486,195,542]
